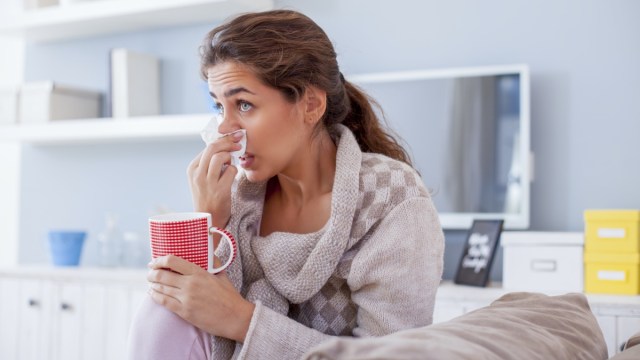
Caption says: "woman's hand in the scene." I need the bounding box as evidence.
[147,255,255,343]
[187,131,244,228]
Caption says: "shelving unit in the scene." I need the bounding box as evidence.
[0,0,274,42]
[0,114,210,145]
[0,0,273,267]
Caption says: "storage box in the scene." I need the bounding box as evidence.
[584,252,640,295]
[19,82,101,123]
[584,210,640,253]
[110,48,160,118]
[502,232,584,293]
[0,87,19,125]
[24,0,59,10]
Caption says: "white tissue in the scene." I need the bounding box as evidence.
[200,116,219,145]
[200,117,247,166]
[228,129,247,166]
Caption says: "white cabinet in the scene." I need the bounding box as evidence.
[435,281,640,357]
[0,267,147,360]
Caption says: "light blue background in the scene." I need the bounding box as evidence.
[19,0,640,281]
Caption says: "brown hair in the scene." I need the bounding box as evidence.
[200,10,413,166]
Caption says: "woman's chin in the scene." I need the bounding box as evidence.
[243,170,267,183]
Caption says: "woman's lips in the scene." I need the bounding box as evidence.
[239,153,254,168]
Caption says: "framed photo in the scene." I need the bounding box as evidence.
[454,219,504,287]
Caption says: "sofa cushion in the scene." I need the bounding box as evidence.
[303,292,608,360]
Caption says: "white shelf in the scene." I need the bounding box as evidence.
[0,113,211,144]
[0,0,274,42]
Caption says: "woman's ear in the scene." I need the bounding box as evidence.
[303,85,327,125]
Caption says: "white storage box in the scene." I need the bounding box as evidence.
[502,232,584,293]
[0,87,19,125]
[20,82,101,123]
[24,0,59,10]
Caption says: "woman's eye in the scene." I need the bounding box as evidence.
[239,101,252,112]
[214,103,224,114]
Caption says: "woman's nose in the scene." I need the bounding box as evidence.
[215,113,243,135]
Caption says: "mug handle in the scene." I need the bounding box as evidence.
[207,227,238,274]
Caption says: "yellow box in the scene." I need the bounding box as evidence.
[584,210,640,253]
[584,252,640,295]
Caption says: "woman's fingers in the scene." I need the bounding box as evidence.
[148,286,182,311]
[187,149,204,176]
[207,151,233,180]
[198,136,242,173]
[149,255,198,276]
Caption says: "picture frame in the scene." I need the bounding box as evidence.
[454,219,504,287]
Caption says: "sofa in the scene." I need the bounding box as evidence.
[303,292,614,359]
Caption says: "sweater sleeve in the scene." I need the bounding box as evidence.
[235,197,444,359]
[348,196,444,335]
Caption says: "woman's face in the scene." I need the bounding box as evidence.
[207,61,308,183]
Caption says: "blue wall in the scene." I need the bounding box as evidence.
[20,0,640,280]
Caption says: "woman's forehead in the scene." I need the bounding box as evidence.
[207,63,259,95]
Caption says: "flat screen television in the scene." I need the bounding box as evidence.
[348,64,531,229]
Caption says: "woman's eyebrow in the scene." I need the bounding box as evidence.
[209,87,256,99]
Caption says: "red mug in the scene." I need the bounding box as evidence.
[149,212,237,274]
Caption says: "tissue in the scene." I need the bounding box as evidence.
[200,117,247,166]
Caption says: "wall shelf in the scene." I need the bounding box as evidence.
[0,114,210,144]
[0,0,273,42]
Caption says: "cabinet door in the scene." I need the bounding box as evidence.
[595,315,616,358]
[82,284,107,360]
[105,285,132,360]
[54,283,83,360]
[18,279,46,360]
[0,278,20,359]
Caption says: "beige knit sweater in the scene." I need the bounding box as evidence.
[213,125,445,359]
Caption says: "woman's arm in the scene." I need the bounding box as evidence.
[236,196,445,359]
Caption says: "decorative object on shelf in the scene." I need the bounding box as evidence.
[454,219,504,287]
[19,81,101,123]
[97,212,124,267]
[110,48,160,118]
[47,229,87,266]
[584,209,640,295]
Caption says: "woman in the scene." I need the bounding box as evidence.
[129,9,444,360]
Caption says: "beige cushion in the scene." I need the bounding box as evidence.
[303,292,608,360]
[610,331,640,360]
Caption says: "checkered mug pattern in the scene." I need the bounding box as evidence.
[149,212,237,274]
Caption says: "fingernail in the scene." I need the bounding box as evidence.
[232,131,244,139]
